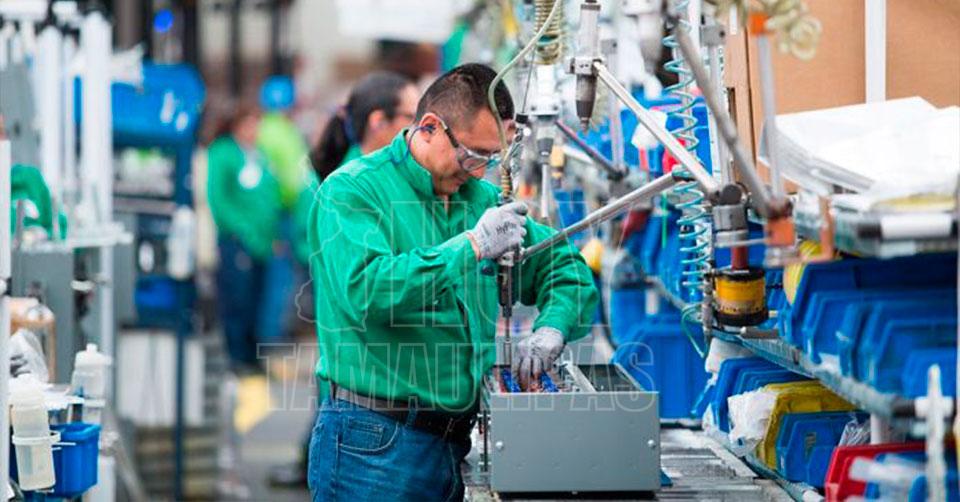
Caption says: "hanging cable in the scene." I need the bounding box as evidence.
[663,0,712,341]
[487,0,562,198]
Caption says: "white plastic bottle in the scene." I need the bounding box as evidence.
[10,374,56,490]
[166,205,195,280]
[71,343,113,424]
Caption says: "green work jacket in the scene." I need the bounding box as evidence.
[207,136,282,259]
[308,132,598,411]
[257,112,310,209]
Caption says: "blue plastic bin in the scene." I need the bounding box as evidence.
[51,422,100,498]
[613,316,709,419]
[781,253,956,347]
[862,451,959,501]
[712,358,777,431]
[10,422,100,498]
[863,317,957,393]
[902,349,957,398]
[775,411,867,487]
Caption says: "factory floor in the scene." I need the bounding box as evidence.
[226,332,791,501]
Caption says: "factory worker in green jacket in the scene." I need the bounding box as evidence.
[307,63,598,501]
[269,71,418,489]
[207,105,282,371]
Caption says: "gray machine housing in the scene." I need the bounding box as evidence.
[483,363,660,494]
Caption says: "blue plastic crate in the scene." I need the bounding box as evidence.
[775,411,867,487]
[51,422,100,498]
[554,188,587,247]
[837,297,953,381]
[734,367,808,398]
[863,451,959,501]
[902,349,957,398]
[711,358,778,432]
[609,288,648,346]
[782,253,956,347]
[862,317,957,393]
[613,316,708,419]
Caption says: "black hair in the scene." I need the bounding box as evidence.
[310,71,413,181]
[414,63,514,129]
[207,102,259,146]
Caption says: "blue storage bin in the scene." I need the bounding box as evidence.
[902,349,957,398]
[782,253,956,347]
[711,358,778,432]
[11,423,101,497]
[863,451,959,501]
[51,422,100,498]
[554,188,587,247]
[840,298,953,380]
[775,411,867,486]
[863,317,957,393]
[613,316,708,419]
[734,367,807,397]
[609,287,648,346]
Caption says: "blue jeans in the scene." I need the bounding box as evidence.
[307,398,471,501]
[216,235,265,367]
[258,215,297,344]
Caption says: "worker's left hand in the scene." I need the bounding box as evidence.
[514,327,564,390]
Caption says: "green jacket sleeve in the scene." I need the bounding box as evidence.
[315,177,480,325]
[518,220,599,342]
[207,140,258,250]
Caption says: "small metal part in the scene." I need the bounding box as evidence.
[647,439,657,449]
[700,22,726,47]
[713,202,748,248]
[495,441,504,451]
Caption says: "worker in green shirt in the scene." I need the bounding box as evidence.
[207,106,282,371]
[256,76,309,348]
[307,64,598,501]
[270,71,418,489]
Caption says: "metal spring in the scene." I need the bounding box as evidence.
[534,0,564,65]
[663,0,711,306]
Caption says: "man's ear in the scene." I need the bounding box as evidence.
[415,114,439,140]
[367,109,388,132]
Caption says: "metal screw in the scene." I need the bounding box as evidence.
[647,439,657,449]
[495,441,504,451]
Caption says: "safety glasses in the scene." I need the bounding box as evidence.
[437,118,502,172]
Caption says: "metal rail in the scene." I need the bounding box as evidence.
[522,172,679,260]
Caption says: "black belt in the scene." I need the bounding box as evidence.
[332,385,477,442]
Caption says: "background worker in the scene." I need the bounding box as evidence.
[270,70,418,489]
[307,63,598,501]
[254,76,311,346]
[207,105,282,373]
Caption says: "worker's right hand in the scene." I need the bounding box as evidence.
[467,202,529,260]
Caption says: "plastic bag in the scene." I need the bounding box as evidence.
[838,414,871,446]
[704,338,755,375]
[727,388,778,456]
[10,329,49,383]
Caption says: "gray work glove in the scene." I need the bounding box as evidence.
[514,326,565,390]
[466,201,528,260]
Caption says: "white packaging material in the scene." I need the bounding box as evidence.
[631,108,668,151]
[704,338,754,374]
[727,388,778,456]
[838,415,871,446]
[10,329,49,383]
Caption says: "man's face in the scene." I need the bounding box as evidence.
[368,84,419,150]
[416,110,515,197]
